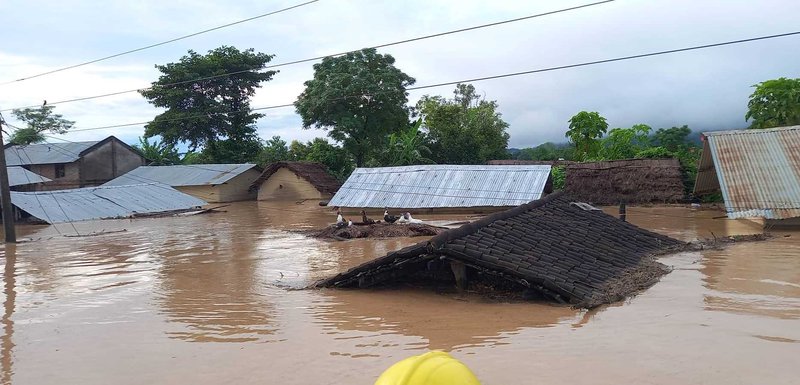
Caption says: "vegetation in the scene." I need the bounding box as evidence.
[9,106,74,145]
[139,46,276,163]
[133,137,180,165]
[566,111,608,160]
[295,48,415,166]
[746,77,800,129]
[381,119,432,166]
[131,46,790,196]
[417,84,510,164]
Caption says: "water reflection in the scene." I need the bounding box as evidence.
[311,289,579,351]
[2,245,16,385]
[154,213,277,343]
[701,233,800,319]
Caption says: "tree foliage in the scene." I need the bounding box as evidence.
[381,119,432,166]
[295,48,415,166]
[417,84,510,164]
[597,124,651,160]
[256,136,291,166]
[133,137,180,165]
[139,46,276,163]
[566,111,608,160]
[746,77,800,129]
[9,106,74,145]
[291,138,355,181]
[516,142,575,161]
[653,125,692,152]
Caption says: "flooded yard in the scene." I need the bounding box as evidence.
[1,202,798,384]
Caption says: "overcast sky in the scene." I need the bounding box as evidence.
[1,0,798,149]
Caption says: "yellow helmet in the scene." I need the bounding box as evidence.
[374,351,482,385]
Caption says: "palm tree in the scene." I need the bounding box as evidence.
[383,120,434,166]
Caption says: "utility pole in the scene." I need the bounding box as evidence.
[0,118,16,243]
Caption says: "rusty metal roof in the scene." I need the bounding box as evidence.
[7,166,51,186]
[694,125,800,219]
[104,164,258,187]
[10,183,207,223]
[328,165,552,208]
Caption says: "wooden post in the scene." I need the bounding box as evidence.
[450,261,467,291]
[0,121,16,243]
[618,202,627,222]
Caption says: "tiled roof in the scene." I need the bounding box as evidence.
[316,192,683,308]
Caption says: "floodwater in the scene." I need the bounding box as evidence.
[0,202,798,384]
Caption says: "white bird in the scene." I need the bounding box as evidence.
[399,212,423,224]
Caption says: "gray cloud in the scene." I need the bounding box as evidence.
[1,0,798,149]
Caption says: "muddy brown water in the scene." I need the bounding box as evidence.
[0,202,798,384]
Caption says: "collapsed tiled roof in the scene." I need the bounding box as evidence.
[251,161,341,194]
[315,192,684,308]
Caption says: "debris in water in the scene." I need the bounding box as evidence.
[305,222,446,240]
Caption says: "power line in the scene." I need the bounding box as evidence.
[51,30,800,133]
[0,0,321,86]
[0,0,615,111]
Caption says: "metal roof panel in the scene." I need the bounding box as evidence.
[7,166,51,186]
[104,164,258,186]
[5,141,100,166]
[10,183,207,223]
[329,165,552,208]
[696,125,800,219]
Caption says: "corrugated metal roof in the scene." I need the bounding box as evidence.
[694,125,800,219]
[5,141,100,166]
[328,165,552,208]
[104,164,258,187]
[10,183,207,224]
[7,166,51,186]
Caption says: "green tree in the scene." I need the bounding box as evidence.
[139,46,276,163]
[417,84,510,164]
[289,138,355,181]
[653,125,692,152]
[566,111,608,160]
[746,77,800,129]
[598,124,651,160]
[382,119,433,166]
[133,137,180,165]
[256,136,291,166]
[294,48,415,166]
[516,142,575,161]
[9,105,74,145]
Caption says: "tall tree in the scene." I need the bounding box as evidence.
[417,84,510,164]
[294,48,415,166]
[746,77,800,129]
[566,111,608,160]
[139,46,276,163]
[9,105,74,145]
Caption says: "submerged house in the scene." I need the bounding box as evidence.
[694,126,800,227]
[251,161,341,201]
[328,165,552,213]
[316,192,683,308]
[10,183,206,223]
[4,136,145,190]
[564,158,685,205]
[104,164,261,203]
